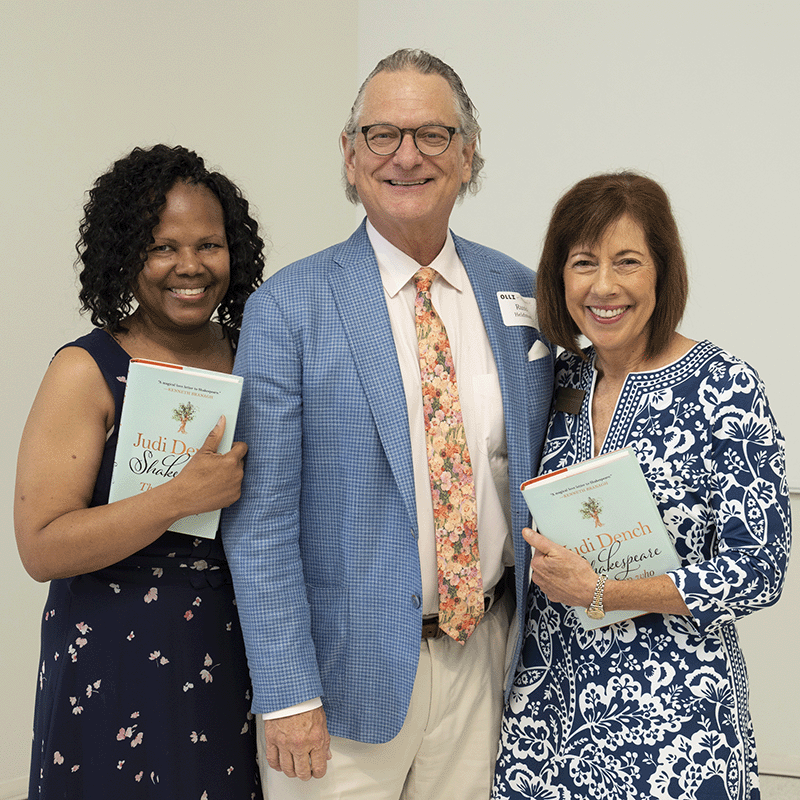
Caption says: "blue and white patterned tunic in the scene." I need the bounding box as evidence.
[493,340,791,800]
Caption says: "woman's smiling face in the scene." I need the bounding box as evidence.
[563,214,657,366]
[132,180,230,334]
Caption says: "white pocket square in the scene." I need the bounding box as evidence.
[527,340,550,362]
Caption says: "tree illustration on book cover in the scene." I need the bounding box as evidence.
[580,496,603,528]
[172,401,196,434]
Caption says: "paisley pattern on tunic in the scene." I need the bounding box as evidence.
[493,340,791,800]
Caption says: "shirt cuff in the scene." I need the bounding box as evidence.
[261,697,323,721]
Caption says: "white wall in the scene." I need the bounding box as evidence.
[0,1,358,796]
[358,0,799,777]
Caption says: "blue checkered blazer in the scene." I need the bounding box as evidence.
[222,221,553,744]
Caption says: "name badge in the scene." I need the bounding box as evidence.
[497,292,537,328]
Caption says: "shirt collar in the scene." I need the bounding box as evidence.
[366,219,465,298]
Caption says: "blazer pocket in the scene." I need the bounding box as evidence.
[306,584,346,684]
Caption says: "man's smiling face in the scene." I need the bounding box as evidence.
[343,69,474,258]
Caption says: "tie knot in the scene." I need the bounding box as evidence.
[413,267,436,294]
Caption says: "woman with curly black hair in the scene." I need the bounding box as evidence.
[15,144,266,798]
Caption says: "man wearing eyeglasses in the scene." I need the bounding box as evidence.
[223,48,553,800]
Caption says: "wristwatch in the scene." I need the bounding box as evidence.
[586,574,608,620]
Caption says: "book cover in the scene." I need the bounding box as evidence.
[521,447,681,629]
[108,359,244,539]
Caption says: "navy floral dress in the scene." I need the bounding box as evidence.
[493,341,791,800]
[29,329,262,799]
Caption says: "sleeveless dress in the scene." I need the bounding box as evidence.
[29,329,262,799]
[493,341,791,800]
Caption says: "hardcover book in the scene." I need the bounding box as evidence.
[521,447,681,629]
[108,359,244,539]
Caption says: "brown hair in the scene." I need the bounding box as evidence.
[537,171,688,359]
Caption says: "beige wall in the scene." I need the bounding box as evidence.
[1,2,358,796]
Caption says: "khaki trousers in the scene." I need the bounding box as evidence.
[259,591,512,800]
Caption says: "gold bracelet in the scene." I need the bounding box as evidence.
[586,574,608,620]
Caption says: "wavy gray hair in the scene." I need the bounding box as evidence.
[341,49,485,205]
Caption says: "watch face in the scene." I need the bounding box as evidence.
[586,608,606,620]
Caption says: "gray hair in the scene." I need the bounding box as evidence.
[341,49,485,205]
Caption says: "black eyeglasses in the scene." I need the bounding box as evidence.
[360,124,460,156]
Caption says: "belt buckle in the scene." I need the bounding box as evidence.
[421,618,444,640]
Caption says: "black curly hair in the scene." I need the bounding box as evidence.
[77,144,265,340]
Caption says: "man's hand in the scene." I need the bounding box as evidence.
[264,706,332,780]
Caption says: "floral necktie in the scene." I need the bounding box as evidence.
[413,267,483,643]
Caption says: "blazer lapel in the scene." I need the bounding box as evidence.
[327,224,418,526]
